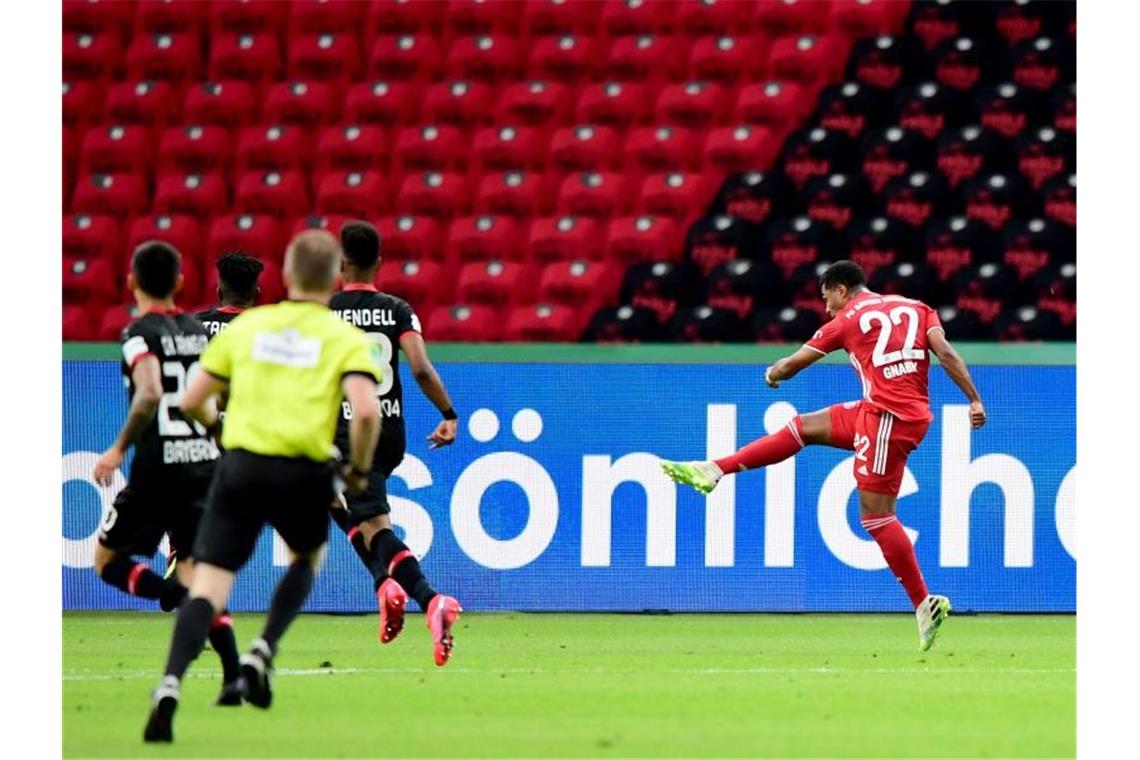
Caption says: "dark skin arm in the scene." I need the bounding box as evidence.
[927,328,987,428]
[400,331,457,449]
[93,355,163,486]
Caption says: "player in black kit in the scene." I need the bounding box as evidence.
[329,220,463,666]
[92,241,244,705]
[195,252,264,335]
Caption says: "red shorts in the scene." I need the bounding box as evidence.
[828,401,930,495]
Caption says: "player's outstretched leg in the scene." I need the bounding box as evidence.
[659,460,724,494]
[661,416,808,494]
[916,594,952,651]
[98,552,187,611]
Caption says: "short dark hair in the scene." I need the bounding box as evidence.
[131,241,181,299]
[340,220,381,269]
[215,252,264,302]
[820,260,867,291]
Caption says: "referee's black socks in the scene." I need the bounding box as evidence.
[369,529,437,611]
[100,555,186,610]
[163,597,215,680]
[261,560,315,652]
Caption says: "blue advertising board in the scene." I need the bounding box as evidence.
[63,360,1075,613]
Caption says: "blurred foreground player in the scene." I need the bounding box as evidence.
[144,231,383,742]
[195,252,264,335]
[92,241,243,705]
[661,261,987,651]
[329,220,462,666]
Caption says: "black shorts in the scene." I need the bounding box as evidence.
[193,450,336,572]
[98,479,209,559]
[342,437,405,524]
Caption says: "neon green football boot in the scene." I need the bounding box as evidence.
[917,594,952,651]
[659,460,723,495]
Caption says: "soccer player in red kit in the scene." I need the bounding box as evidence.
[661,261,987,650]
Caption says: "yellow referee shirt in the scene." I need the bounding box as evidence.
[199,300,383,462]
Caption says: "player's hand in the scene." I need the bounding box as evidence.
[93,445,125,487]
[764,366,780,389]
[427,419,458,450]
[341,465,370,495]
[969,400,987,429]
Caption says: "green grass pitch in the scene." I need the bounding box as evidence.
[63,611,1074,758]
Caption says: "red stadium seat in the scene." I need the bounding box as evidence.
[263,81,339,129]
[446,0,523,37]
[97,304,142,341]
[456,260,534,307]
[63,0,134,39]
[234,170,310,218]
[733,81,813,137]
[524,0,602,36]
[183,81,260,128]
[64,255,122,308]
[394,171,470,218]
[393,125,468,174]
[289,0,369,37]
[675,0,753,37]
[208,214,288,263]
[425,304,501,341]
[556,172,634,219]
[549,125,622,174]
[209,0,289,36]
[64,32,124,80]
[537,259,619,309]
[503,303,583,341]
[64,214,124,273]
[605,215,680,265]
[375,215,448,262]
[445,34,522,82]
[63,80,105,127]
[135,0,208,36]
[367,0,443,38]
[446,215,527,265]
[71,174,149,219]
[702,126,780,175]
[125,32,202,85]
[829,0,907,38]
[637,172,712,222]
[471,125,547,175]
[688,35,768,84]
[474,171,554,218]
[601,0,676,36]
[79,124,155,177]
[288,33,364,82]
[423,80,498,126]
[235,124,312,175]
[655,81,731,129]
[768,34,849,86]
[127,214,205,268]
[314,171,389,219]
[605,34,685,83]
[496,80,573,127]
[527,35,601,82]
[208,33,283,83]
[575,82,652,128]
[343,80,418,125]
[153,172,230,219]
[753,0,832,37]
[370,34,444,81]
[62,304,96,341]
[625,126,701,173]
[315,124,388,174]
[378,258,452,308]
[157,125,233,178]
[527,215,604,264]
[104,80,179,126]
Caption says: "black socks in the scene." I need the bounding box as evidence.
[207,613,242,684]
[99,555,186,610]
[329,507,387,587]
[163,597,214,680]
[368,529,437,611]
[261,560,315,652]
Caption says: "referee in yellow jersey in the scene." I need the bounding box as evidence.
[144,230,383,743]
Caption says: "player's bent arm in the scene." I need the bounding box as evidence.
[114,355,164,449]
[927,328,987,428]
[342,373,382,473]
[400,331,459,448]
[767,346,827,387]
[180,368,228,433]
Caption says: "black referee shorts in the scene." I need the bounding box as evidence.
[193,450,336,572]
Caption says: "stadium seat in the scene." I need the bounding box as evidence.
[1015,126,1074,191]
[703,259,786,322]
[1051,82,1075,133]
[62,304,95,341]
[538,259,620,309]
[550,125,622,174]
[1009,36,1074,93]
[605,34,685,83]
[781,127,860,191]
[446,215,527,264]
[209,0,289,36]
[393,125,468,175]
[936,124,1012,190]
[126,32,201,85]
[734,81,814,137]
[845,34,924,91]
[625,126,701,174]
[471,125,547,176]
[767,34,849,87]
[495,80,574,127]
[395,171,470,218]
[962,172,1036,230]
[575,82,652,128]
[378,258,452,308]
[135,0,208,36]
[456,260,534,307]
[423,81,497,126]
[929,35,997,92]
[637,172,712,223]
[446,0,523,37]
[524,0,602,37]
[375,215,447,262]
[751,305,823,343]
[527,215,603,264]
[976,82,1047,140]
[765,215,846,279]
[802,172,875,232]
[153,172,230,219]
[208,214,288,264]
[846,216,920,283]
[753,0,832,37]
[605,215,680,265]
[367,0,443,38]
[668,306,747,343]
[63,80,105,127]
[235,124,312,175]
[708,170,793,226]
[289,0,370,37]
[1001,217,1074,282]
[830,0,907,38]
[949,261,1020,324]
[474,171,554,218]
[881,170,954,230]
[369,34,444,81]
[812,81,890,142]
[527,34,601,82]
[64,214,123,269]
[993,306,1066,341]
[314,124,387,174]
[1040,172,1075,229]
[182,81,261,128]
[127,214,204,268]
[64,255,123,308]
[601,0,676,37]
[684,213,765,277]
[1031,261,1076,328]
[908,0,989,52]
[994,0,1073,47]
[314,171,389,219]
[933,305,988,340]
[288,33,364,82]
[235,170,310,218]
[155,125,231,180]
[677,0,754,37]
[503,303,583,341]
[702,126,781,175]
[79,124,155,176]
[655,81,731,129]
[870,260,942,306]
[64,32,124,80]
[63,0,134,39]
[583,304,663,342]
[425,304,501,341]
[208,33,283,83]
[445,34,522,82]
[895,80,975,141]
[619,259,702,326]
[263,81,340,129]
[688,35,768,84]
[860,126,936,194]
[556,172,634,219]
[923,214,1001,284]
[97,304,144,341]
[104,80,179,126]
[343,80,418,125]
[71,173,149,219]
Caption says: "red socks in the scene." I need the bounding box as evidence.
[715,416,805,473]
[861,514,928,608]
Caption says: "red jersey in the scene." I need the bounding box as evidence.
[805,290,943,422]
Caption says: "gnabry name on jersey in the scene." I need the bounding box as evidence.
[334,307,397,328]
